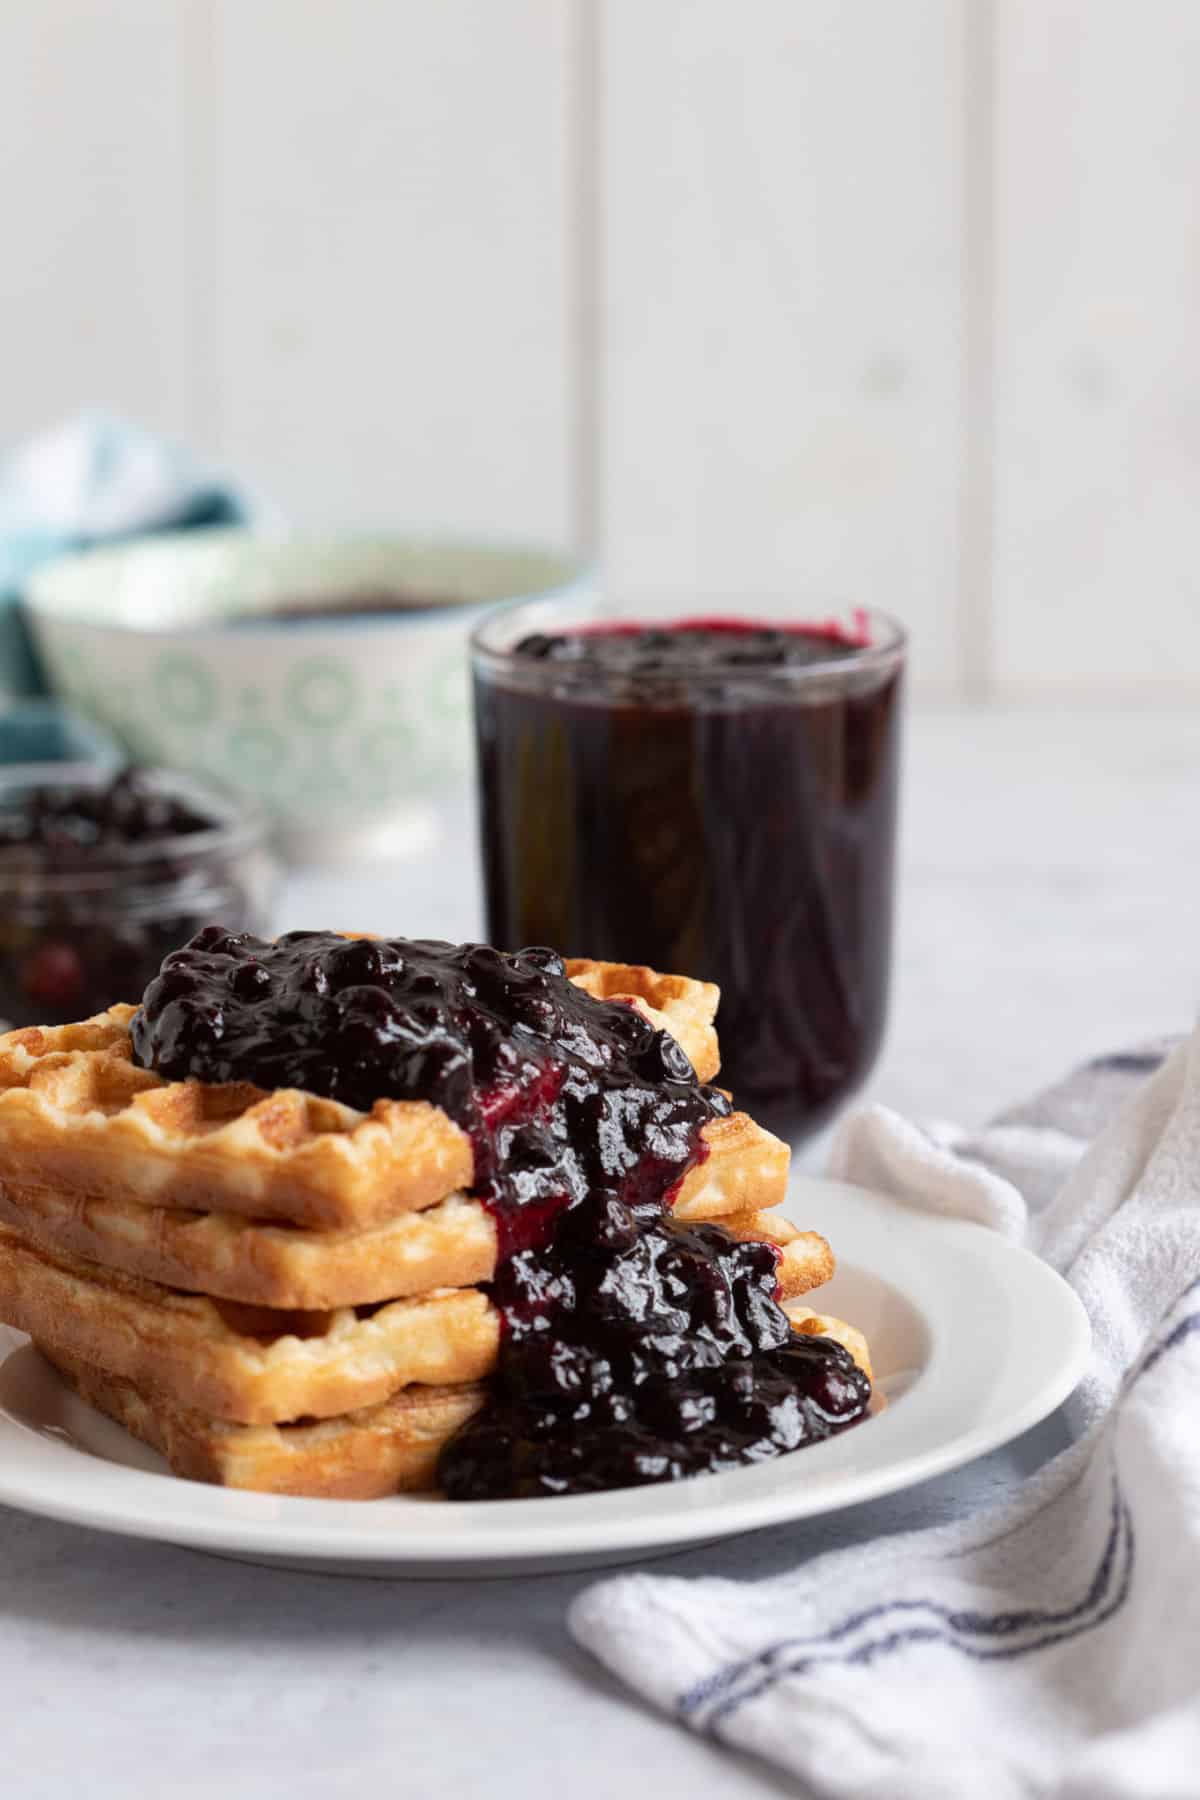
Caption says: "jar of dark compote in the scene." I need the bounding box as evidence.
[472,601,905,1142]
[0,765,277,1029]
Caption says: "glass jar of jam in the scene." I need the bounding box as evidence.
[472,601,905,1142]
[0,765,278,1029]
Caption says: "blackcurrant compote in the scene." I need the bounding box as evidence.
[0,767,275,1028]
[473,608,905,1142]
[132,929,872,1499]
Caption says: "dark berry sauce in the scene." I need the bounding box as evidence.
[514,614,872,673]
[230,589,450,625]
[0,770,268,1029]
[0,768,212,862]
[131,928,871,1499]
[476,615,903,1142]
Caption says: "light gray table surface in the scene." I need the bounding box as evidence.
[3,704,1196,1799]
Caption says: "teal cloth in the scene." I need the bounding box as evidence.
[0,701,122,767]
[0,414,264,696]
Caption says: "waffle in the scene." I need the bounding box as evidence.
[0,1222,498,1423]
[0,1008,472,1230]
[40,1299,869,1498]
[0,1180,495,1307]
[44,1345,486,1499]
[723,1213,835,1296]
[0,964,760,1233]
[562,958,719,1084]
[0,1163,815,1308]
[0,1213,833,1425]
[790,1311,873,1384]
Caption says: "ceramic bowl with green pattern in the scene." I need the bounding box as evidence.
[24,531,590,859]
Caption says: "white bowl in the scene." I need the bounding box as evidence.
[25,532,591,859]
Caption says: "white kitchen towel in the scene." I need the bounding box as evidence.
[570,1032,1200,1799]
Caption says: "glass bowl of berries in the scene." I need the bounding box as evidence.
[0,765,277,1028]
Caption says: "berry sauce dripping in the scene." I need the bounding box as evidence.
[131,928,872,1498]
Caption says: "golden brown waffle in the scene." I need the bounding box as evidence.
[563,959,719,1085]
[0,1222,499,1424]
[0,1180,496,1307]
[44,1345,486,1498]
[790,1312,874,1384]
[0,1007,472,1230]
[722,1213,835,1296]
[40,1299,869,1498]
[0,963,751,1232]
[0,1212,834,1423]
[0,1166,811,1308]
[668,1110,788,1222]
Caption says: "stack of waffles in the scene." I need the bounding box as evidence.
[0,960,866,1498]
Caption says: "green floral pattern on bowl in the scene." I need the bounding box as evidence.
[25,532,590,849]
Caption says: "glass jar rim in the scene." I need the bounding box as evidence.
[471,600,907,688]
[0,763,271,895]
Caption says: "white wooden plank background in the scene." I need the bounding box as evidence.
[992,0,1200,694]
[208,0,575,545]
[1,0,1198,697]
[0,3,192,442]
[601,0,968,690]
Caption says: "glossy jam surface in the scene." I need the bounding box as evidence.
[132,929,871,1498]
[515,618,869,675]
[477,618,902,1141]
[0,771,264,1030]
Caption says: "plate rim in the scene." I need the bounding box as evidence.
[0,1176,1091,1568]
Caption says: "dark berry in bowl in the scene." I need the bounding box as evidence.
[0,765,277,1029]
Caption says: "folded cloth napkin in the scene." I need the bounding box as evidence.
[571,1032,1200,1799]
[0,413,267,695]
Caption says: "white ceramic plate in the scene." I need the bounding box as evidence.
[0,1177,1089,1578]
